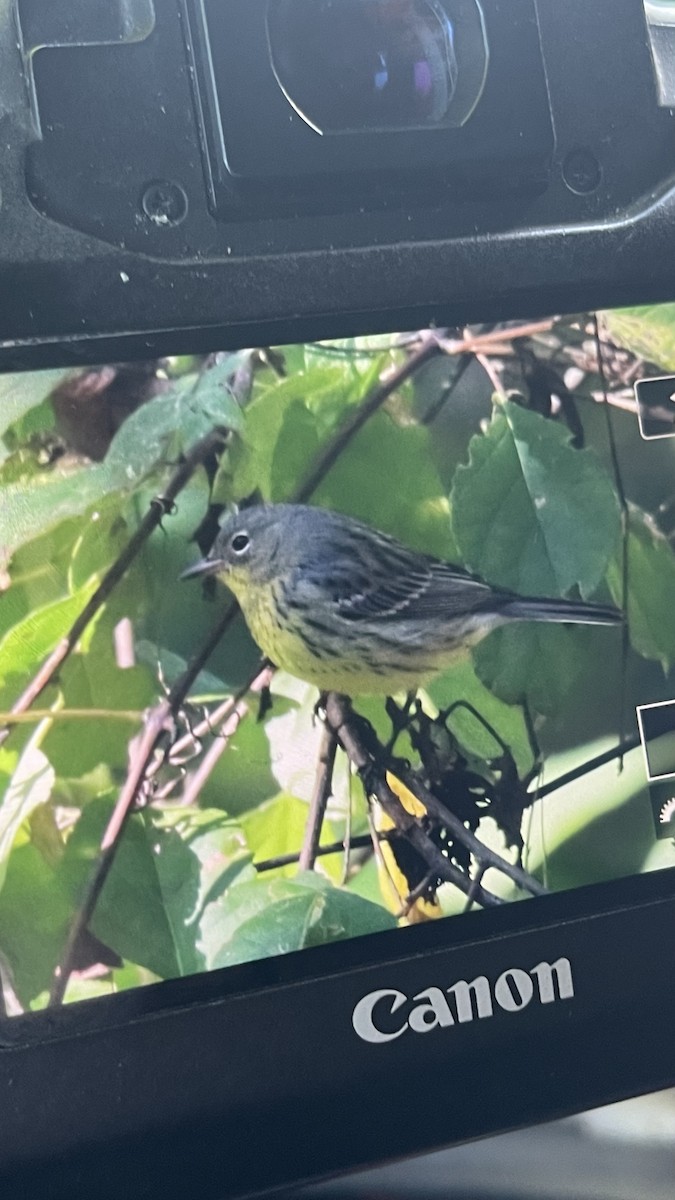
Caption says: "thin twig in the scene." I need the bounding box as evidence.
[535,732,643,801]
[463,863,489,914]
[180,664,273,807]
[162,694,237,770]
[0,427,228,749]
[422,353,473,426]
[475,352,507,399]
[396,871,438,920]
[324,694,505,909]
[180,701,249,808]
[298,721,338,871]
[435,319,555,357]
[49,703,174,1006]
[255,833,375,874]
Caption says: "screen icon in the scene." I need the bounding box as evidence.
[636,700,675,838]
[636,699,675,780]
[648,779,675,840]
[634,375,675,439]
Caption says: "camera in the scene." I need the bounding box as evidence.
[0,3,675,1199]
[188,0,553,212]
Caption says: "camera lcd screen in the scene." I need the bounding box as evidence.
[0,304,674,1016]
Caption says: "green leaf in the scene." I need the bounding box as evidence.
[216,364,348,503]
[451,400,621,598]
[201,872,396,970]
[425,657,535,776]
[602,304,675,371]
[7,512,78,588]
[0,358,246,564]
[472,623,593,716]
[196,706,291,817]
[41,649,156,779]
[67,492,133,591]
[0,518,80,642]
[0,581,98,680]
[270,401,321,501]
[106,362,242,483]
[153,807,255,921]
[0,842,72,1004]
[0,465,120,561]
[0,370,67,441]
[315,411,458,559]
[0,736,54,896]
[241,792,342,881]
[607,504,675,669]
[62,801,253,980]
[186,355,248,433]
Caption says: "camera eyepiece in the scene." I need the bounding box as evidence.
[267,0,465,135]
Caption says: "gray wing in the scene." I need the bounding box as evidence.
[333,545,505,624]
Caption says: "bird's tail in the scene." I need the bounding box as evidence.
[500,596,623,626]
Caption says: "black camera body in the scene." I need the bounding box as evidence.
[0,0,674,356]
[1,3,675,1198]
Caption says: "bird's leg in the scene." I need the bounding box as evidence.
[256,683,274,723]
[313,691,329,726]
[256,659,276,722]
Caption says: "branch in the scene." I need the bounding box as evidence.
[323,694,506,909]
[49,703,174,1006]
[395,762,548,897]
[179,700,249,808]
[298,720,338,871]
[535,732,643,801]
[422,353,473,426]
[255,833,375,874]
[1,427,228,748]
[395,871,439,920]
[475,352,507,400]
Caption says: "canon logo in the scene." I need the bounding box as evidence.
[352,957,574,1044]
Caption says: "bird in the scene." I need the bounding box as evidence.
[181,503,622,696]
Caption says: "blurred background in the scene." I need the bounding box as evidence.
[296,1087,675,1200]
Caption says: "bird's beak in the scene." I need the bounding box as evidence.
[180,557,224,581]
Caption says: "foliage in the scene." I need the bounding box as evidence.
[0,317,673,1013]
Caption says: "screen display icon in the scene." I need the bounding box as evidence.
[636,699,675,781]
[636,699,675,839]
[648,779,675,840]
[634,375,675,439]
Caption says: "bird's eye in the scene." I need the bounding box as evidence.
[231,532,250,555]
